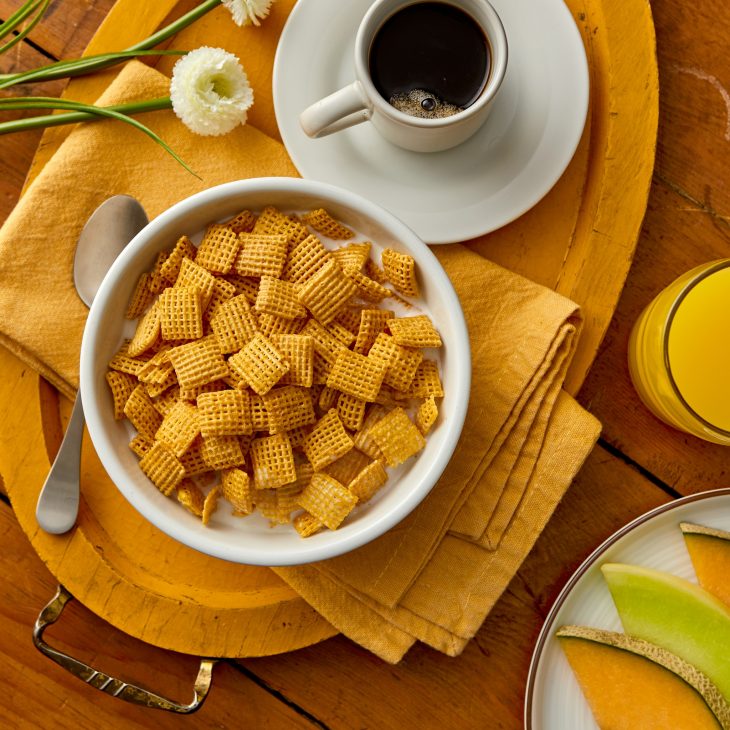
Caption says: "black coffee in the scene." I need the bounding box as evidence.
[369,2,490,119]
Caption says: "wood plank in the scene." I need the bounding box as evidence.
[238,446,672,729]
[0,499,319,729]
[0,0,115,59]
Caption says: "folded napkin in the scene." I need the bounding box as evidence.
[0,61,600,662]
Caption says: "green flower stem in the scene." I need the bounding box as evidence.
[0,0,51,55]
[0,96,199,179]
[0,0,222,88]
[0,0,44,42]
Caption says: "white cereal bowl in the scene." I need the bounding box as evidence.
[80,177,470,566]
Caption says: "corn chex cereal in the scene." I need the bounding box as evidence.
[228,333,289,396]
[255,275,306,320]
[366,407,425,467]
[297,473,357,530]
[112,204,444,536]
[381,248,420,298]
[250,432,297,489]
[263,386,316,434]
[139,441,185,496]
[301,208,355,240]
[236,233,288,278]
[303,409,353,471]
[327,349,386,402]
[297,260,358,325]
[198,389,252,437]
[387,315,442,349]
[195,224,240,274]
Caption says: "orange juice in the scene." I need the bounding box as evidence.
[628,260,730,444]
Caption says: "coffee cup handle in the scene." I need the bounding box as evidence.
[299,81,372,138]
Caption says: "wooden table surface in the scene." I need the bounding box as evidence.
[1,0,728,728]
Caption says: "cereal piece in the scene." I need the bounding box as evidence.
[334,308,364,335]
[293,511,324,538]
[124,384,163,441]
[151,385,181,416]
[416,396,439,434]
[353,405,389,459]
[179,379,227,401]
[287,424,312,450]
[272,334,314,388]
[272,482,304,524]
[318,385,340,412]
[168,337,229,390]
[348,460,388,503]
[337,392,367,431]
[137,347,174,385]
[202,485,221,526]
[255,276,306,320]
[347,268,391,302]
[301,208,354,240]
[127,302,161,357]
[126,272,155,319]
[367,407,425,467]
[129,434,152,458]
[249,394,269,432]
[282,234,332,283]
[179,439,209,476]
[299,319,348,364]
[332,242,371,273]
[253,207,308,247]
[209,294,259,354]
[106,370,137,420]
[195,224,240,274]
[148,251,171,294]
[262,386,316,434]
[225,209,256,234]
[381,248,419,298]
[177,479,205,517]
[406,359,444,398]
[221,468,254,514]
[109,341,153,376]
[155,400,200,456]
[145,371,177,399]
[160,235,197,283]
[312,352,332,385]
[235,233,288,278]
[139,441,185,496]
[324,321,356,347]
[175,257,217,309]
[224,274,259,304]
[200,434,245,470]
[297,473,357,530]
[228,333,289,396]
[324,448,371,486]
[204,277,237,321]
[327,349,387,402]
[297,260,357,324]
[258,313,305,337]
[373,385,410,408]
[353,309,394,354]
[158,287,203,341]
[387,315,442,348]
[368,333,423,391]
[198,389,252,437]
[250,432,297,489]
[365,258,388,284]
[302,409,354,471]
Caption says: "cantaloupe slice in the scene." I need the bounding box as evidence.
[681,522,730,608]
[557,625,730,730]
[602,563,730,702]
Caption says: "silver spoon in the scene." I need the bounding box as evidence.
[36,195,148,534]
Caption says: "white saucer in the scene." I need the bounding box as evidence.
[273,0,589,244]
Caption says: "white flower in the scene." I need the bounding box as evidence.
[170,47,254,136]
[222,0,274,27]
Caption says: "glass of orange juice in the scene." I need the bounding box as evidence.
[628,259,730,445]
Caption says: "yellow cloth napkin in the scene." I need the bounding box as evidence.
[0,61,600,662]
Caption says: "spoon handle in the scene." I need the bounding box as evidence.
[35,393,84,534]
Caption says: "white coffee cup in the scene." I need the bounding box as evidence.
[299,0,508,153]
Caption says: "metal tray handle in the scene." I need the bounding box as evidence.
[33,585,218,713]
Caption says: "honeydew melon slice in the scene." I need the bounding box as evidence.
[681,522,730,609]
[557,625,730,730]
[602,563,730,703]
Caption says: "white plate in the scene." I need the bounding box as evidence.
[273,0,589,244]
[524,489,730,729]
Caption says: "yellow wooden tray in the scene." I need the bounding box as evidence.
[3,0,658,658]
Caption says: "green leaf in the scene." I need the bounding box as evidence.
[0,0,51,55]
